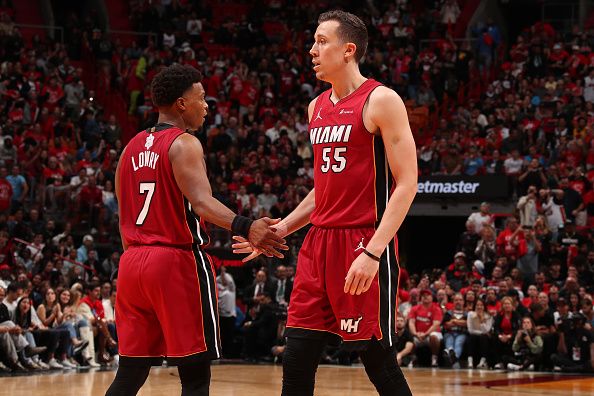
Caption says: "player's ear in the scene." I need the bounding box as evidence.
[345,42,357,62]
[175,97,186,111]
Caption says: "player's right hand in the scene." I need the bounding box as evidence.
[232,236,263,262]
[247,217,288,258]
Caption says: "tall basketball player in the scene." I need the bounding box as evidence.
[233,11,417,395]
[106,64,287,396]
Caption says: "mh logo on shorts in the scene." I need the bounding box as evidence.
[340,316,363,334]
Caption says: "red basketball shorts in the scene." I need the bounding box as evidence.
[286,226,401,349]
[116,245,220,366]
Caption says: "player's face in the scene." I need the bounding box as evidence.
[182,82,208,130]
[310,21,349,81]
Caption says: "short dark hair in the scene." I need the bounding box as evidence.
[151,64,203,107]
[318,10,368,62]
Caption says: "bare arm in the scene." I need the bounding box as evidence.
[170,133,286,256]
[364,87,417,257]
[408,318,417,337]
[344,87,417,295]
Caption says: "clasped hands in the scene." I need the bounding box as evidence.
[233,217,288,260]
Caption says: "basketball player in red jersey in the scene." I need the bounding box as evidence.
[233,11,416,395]
[106,64,287,396]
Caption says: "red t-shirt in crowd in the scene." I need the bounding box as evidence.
[0,179,12,212]
[500,314,513,335]
[408,303,443,333]
[79,185,102,205]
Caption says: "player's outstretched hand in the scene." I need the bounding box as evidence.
[248,217,288,258]
[344,252,380,295]
[232,236,264,262]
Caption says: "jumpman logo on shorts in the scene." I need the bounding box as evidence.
[354,238,365,252]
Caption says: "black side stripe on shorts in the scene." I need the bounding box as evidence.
[191,246,221,358]
[373,136,398,347]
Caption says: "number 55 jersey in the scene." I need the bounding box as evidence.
[308,79,392,228]
[118,123,210,249]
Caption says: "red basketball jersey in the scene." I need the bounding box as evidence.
[309,79,392,228]
[119,124,209,248]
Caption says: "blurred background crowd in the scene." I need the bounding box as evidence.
[0,0,593,374]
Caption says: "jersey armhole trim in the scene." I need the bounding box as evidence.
[362,84,384,136]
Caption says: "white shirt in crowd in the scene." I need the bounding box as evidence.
[503,157,523,175]
[467,212,492,234]
[217,273,236,318]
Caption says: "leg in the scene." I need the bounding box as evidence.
[429,332,442,365]
[454,334,466,360]
[359,338,412,396]
[177,361,211,396]
[105,363,151,396]
[281,336,327,396]
[0,332,19,366]
[443,333,454,353]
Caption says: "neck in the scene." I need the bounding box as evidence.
[328,67,367,102]
[157,109,187,131]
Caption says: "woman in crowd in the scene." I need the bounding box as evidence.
[467,299,492,368]
[492,296,521,368]
[37,287,88,365]
[503,316,543,370]
[464,290,477,312]
[14,296,70,369]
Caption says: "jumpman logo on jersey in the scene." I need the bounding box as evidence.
[145,134,154,150]
[314,109,322,121]
[354,238,365,252]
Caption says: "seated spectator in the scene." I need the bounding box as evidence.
[581,299,594,331]
[0,295,46,371]
[36,287,87,367]
[395,313,414,367]
[14,296,69,369]
[551,313,594,372]
[467,299,492,369]
[442,293,468,368]
[493,296,521,369]
[503,316,543,370]
[242,292,278,362]
[408,289,443,367]
[243,269,274,309]
[77,283,117,364]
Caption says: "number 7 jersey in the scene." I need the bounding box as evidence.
[118,123,210,248]
[309,79,393,228]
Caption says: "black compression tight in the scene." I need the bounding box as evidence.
[281,337,327,396]
[105,361,211,396]
[178,361,211,396]
[281,336,412,396]
[359,338,412,396]
[105,365,151,396]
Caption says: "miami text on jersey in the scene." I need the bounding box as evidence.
[309,124,353,145]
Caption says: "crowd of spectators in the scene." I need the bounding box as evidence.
[0,0,592,375]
